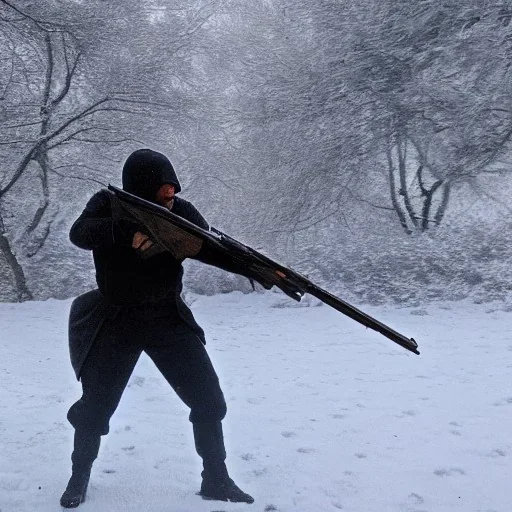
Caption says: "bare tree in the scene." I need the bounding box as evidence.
[0,0,221,300]
[342,0,512,233]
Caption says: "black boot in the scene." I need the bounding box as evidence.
[193,422,254,504]
[60,467,91,508]
[60,431,101,508]
[200,461,255,503]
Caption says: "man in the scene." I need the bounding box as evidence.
[61,148,254,507]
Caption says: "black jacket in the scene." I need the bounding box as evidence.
[70,189,208,306]
[68,189,210,379]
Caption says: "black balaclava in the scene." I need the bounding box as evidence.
[122,148,182,201]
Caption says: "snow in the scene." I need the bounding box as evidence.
[1,291,511,512]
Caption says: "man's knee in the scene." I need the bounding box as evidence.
[189,393,227,423]
[67,399,111,436]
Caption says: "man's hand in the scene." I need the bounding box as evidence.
[132,231,154,252]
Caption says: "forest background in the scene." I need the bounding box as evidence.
[1,0,511,307]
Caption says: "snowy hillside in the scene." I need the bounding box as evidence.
[1,292,511,512]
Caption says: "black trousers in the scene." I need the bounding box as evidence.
[67,306,227,436]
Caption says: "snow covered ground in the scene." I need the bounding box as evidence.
[1,291,511,512]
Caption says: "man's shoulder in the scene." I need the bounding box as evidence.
[80,188,113,214]
[172,196,208,229]
[86,188,111,202]
[173,196,196,213]
[97,188,112,199]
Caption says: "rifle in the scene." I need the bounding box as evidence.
[108,184,420,355]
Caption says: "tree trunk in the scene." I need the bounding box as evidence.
[386,141,412,234]
[434,181,451,226]
[0,212,33,301]
[27,146,50,235]
[420,179,443,231]
[397,132,418,229]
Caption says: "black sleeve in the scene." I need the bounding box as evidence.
[194,242,274,290]
[182,208,270,285]
[172,198,249,275]
[69,190,140,250]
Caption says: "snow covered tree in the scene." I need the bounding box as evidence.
[341,0,512,232]
[0,0,224,300]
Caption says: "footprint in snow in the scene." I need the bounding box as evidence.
[492,397,512,406]
[114,425,133,434]
[153,457,171,469]
[409,492,424,504]
[281,431,297,438]
[487,448,506,458]
[355,453,367,459]
[297,447,315,454]
[128,375,145,387]
[433,467,466,477]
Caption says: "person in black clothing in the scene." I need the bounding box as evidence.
[60,149,254,507]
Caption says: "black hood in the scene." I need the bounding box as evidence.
[122,149,182,201]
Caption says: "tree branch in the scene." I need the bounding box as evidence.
[50,39,81,109]
[41,32,53,108]
[49,166,107,187]
[1,0,66,31]
[1,120,43,129]
[0,139,37,145]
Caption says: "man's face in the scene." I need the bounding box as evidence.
[155,183,176,209]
